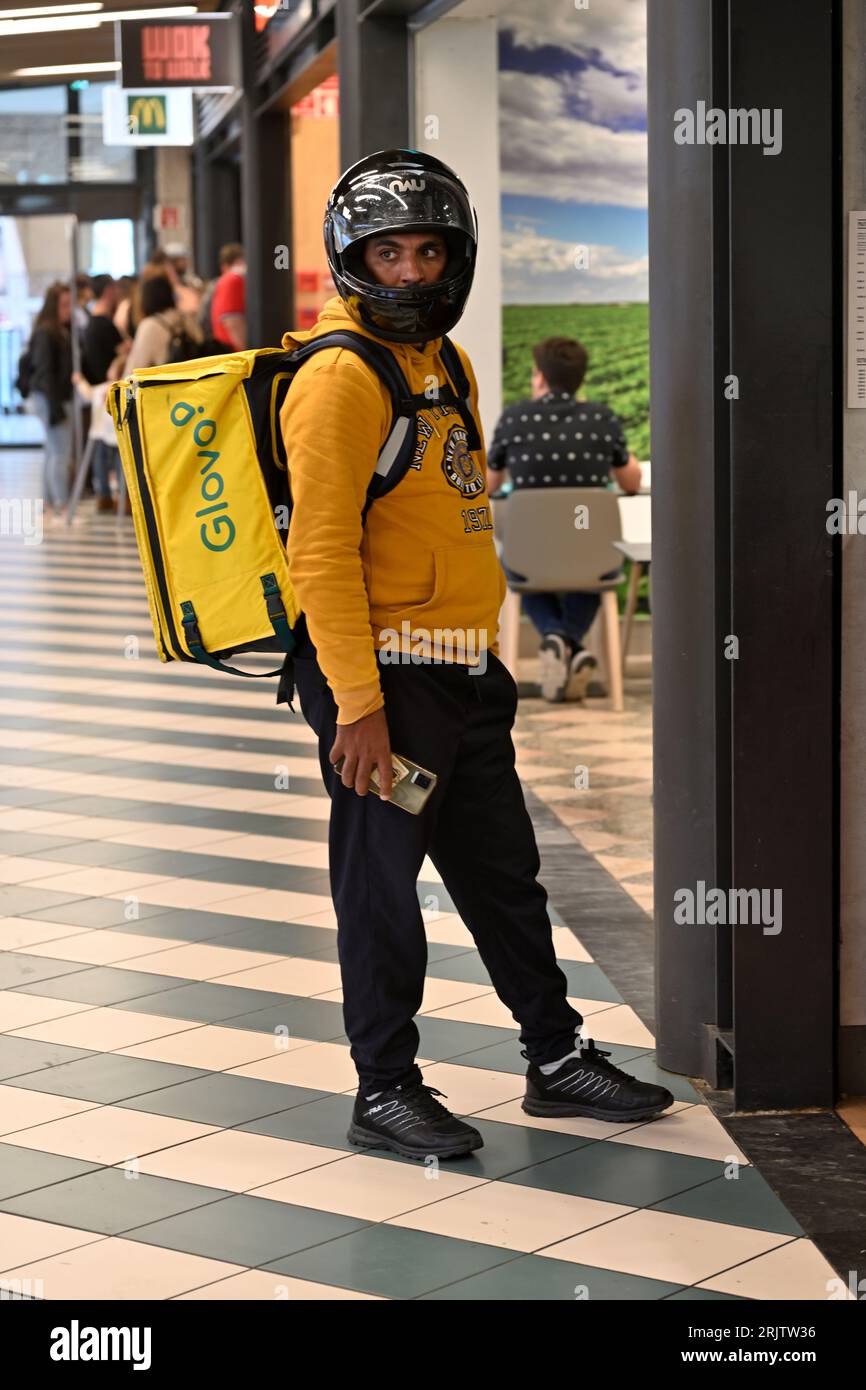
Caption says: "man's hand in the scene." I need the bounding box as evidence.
[329,707,394,800]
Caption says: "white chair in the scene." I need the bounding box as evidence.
[494,487,626,712]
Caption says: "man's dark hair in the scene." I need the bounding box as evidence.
[218,242,244,270]
[532,336,589,395]
[141,273,176,318]
[90,273,115,300]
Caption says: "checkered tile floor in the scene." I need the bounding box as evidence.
[0,463,843,1300]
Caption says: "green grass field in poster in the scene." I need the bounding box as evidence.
[502,302,650,460]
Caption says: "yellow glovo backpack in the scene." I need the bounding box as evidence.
[107,330,483,702]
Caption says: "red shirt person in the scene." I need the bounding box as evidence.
[209,243,247,350]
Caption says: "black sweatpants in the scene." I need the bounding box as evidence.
[293,644,584,1095]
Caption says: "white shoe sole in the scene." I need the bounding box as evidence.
[539,645,570,702]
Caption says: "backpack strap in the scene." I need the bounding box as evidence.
[438,336,482,452]
[287,330,419,505]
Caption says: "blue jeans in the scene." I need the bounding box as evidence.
[504,565,621,649]
[92,439,118,499]
[31,392,71,507]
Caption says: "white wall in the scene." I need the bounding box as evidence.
[412,17,502,443]
[154,146,194,261]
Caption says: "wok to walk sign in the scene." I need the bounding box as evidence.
[117,14,240,92]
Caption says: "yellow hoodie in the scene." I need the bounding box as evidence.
[280,297,506,726]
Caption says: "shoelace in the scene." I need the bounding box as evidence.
[395,1082,453,1121]
[579,1038,633,1084]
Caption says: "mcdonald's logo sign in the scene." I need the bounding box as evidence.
[128,94,167,134]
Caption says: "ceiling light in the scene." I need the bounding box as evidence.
[0,4,103,17]
[0,5,198,34]
[13,61,121,77]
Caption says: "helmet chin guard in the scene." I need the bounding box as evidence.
[324,149,478,344]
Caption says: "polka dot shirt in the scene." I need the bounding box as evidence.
[487,391,630,489]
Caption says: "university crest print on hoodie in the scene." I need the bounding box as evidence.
[279,297,507,726]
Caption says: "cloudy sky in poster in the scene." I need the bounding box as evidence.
[499,0,648,304]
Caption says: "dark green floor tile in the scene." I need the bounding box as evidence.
[501,1139,725,1208]
[12,1053,206,1103]
[665,1286,748,1301]
[0,748,69,767]
[13,966,192,1007]
[0,886,89,916]
[130,1193,367,1267]
[424,942,477,965]
[24,841,180,869]
[2,832,80,856]
[0,953,86,991]
[420,1253,683,1301]
[652,1167,804,1236]
[239,1092,355,1150]
[0,1142,100,1199]
[23,899,169,928]
[119,1073,320,1126]
[0,1037,95,1082]
[176,858,331,891]
[222,997,345,1041]
[0,1167,230,1235]
[121,982,293,1024]
[0,788,67,807]
[215,921,338,958]
[414,1016,517,1061]
[43,755,147,775]
[264,1222,517,1299]
[557,961,623,1003]
[25,798,151,818]
[425,953,492,986]
[104,911,274,945]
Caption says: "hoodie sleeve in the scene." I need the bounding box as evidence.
[281,352,391,725]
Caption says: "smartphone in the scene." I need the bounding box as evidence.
[333,752,438,815]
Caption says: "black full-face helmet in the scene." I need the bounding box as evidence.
[323,148,478,344]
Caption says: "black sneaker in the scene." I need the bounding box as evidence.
[538,633,571,702]
[523,1038,675,1123]
[348,1081,483,1161]
[565,647,599,701]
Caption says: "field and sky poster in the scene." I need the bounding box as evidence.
[498,0,649,457]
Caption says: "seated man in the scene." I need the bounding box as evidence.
[487,336,642,702]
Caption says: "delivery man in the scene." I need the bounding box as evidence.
[281,149,673,1160]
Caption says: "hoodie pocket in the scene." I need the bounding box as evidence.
[399,543,506,649]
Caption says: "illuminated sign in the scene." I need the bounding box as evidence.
[103,87,194,147]
[117,14,239,92]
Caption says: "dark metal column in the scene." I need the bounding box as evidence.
[648,0,721,1079]
[337,0,411,167]
[240,4,292,346]
[727,0,839,1109]
[650,0,840,1107]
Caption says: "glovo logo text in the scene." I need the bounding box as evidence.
[170,400,236,552]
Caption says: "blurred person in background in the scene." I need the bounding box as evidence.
[165,243,203,296]
[30,281,73,517]
[124,272,202,373]
[82,275,127,386]
[209,242,246,350]
[78,275,129,512]
[113,274,137,338]
[73,272,93,349]
[487,336,643,702]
